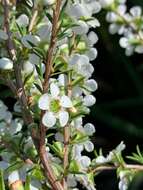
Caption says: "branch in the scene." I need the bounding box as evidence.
[38,1,64,190]
[43,0,61,93]
[3,0,33,125]
[92,164,143,173]
[28,6,38,32]
[63,84,72,189]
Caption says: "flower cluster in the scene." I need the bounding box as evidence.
[100,0,143,56]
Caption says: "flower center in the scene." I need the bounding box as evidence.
[50,99,61,113]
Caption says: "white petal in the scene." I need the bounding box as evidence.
[86,48,98,61]
[85,79,98,92]
[0,58,13,70]
[8,171,20,185]
[38,94,50,110]
[50,83,60,98]
[88,31,98,46]
[42,112,56,128]
[60,96,72,108]
[16,14,29,27]
[73,21,89,35]
[84,141,94,152]
[42,0,56,6]
[119,37,128,48]
[21,35,40,49]
[84,123,95,136]
[59,111,69,127]
[79,156,91,168]
[0,30,8,40]
[83,95,96,107]
[130,6,142,17]
[95,156,107,164]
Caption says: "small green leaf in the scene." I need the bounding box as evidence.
[0,170,5,190]
[24,175,31,190]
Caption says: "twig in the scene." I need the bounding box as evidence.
[28,7,38,32]
[63,83,72,189]
[92,164,143,173]
[43,0,61,93]
[38,1,64,190]
[3,0,33,125]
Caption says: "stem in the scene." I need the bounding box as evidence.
[92,164,143,173]
[39,1,64,190]
[28,7,38,32]
[63,78,72,189]
[2,2,62,190]
[43,0,61,93]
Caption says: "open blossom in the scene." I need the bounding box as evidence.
[39,82,73,127]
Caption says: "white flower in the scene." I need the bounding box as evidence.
[79,156,91,168]
[84,79,98,92]
[99,0,114,8]
[8,170,20,185]
[37,24,52,42]
[86,48,98,61]
[84,123,96,136]
[21,35,40,49]
[119,37,129,48]
[67,174,77,188]
[73,21,89,34]
[0,57,13,70]
[84,141,94,152]
[83,95,96,107]
[69,54,94,78]
[68,3,91,19]
[42,0,56,5]
[39,83,73,127]
[16,14,29,27]
[95,155,108,164]
[0,30,8,40]
[130,6,142,17]
[88,31,98,46]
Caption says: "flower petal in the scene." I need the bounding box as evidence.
[38,94,50,110]
[59,111,69,127]
[0,57,13,70]
[50,83,60,98]
[83,95,96,107]
[60,96,72,108]
[42,112,56,128]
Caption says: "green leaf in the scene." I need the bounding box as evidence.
[48,142,64,158]
[0,170,5,190]
[31,166,45,181]
[68,160,82,174]
[24,70,34,86]
[5,161,24,174]
[71,131,89,144]
[24,175,31,190]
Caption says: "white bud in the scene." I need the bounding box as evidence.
[0,57,13,70]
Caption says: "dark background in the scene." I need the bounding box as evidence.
[91,0,143,189]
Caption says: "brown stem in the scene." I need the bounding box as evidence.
[92,164,143,173]
[28,7,38,32]
[2,1,62,190]
[43,0,61,93]
[62,83,72,189]
[38,1,64,190]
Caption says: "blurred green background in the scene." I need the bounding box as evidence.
[92,0,143,189]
